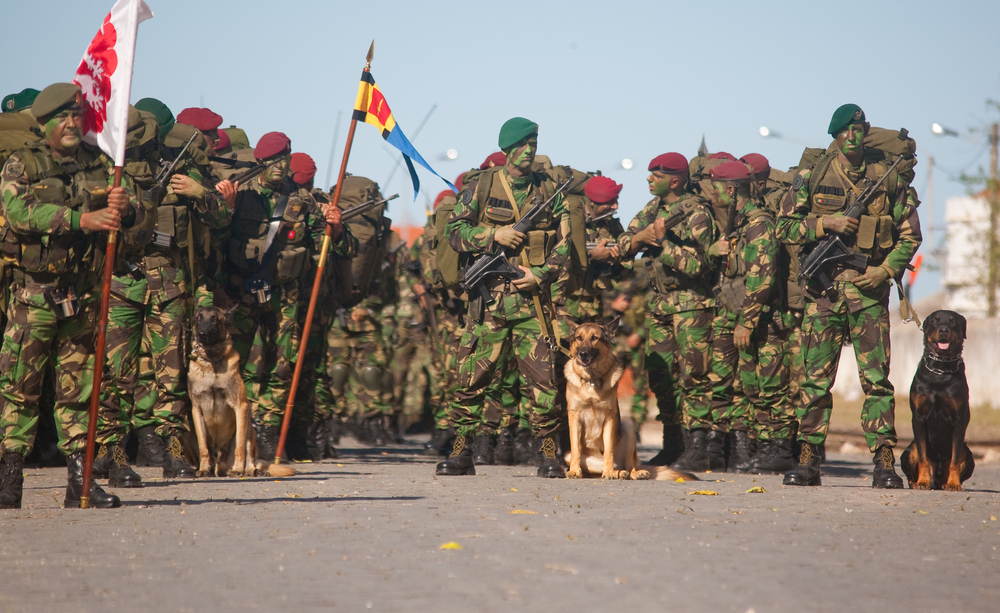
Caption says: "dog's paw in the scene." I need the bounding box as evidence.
[228,470,244,479]
[944,481,963,492]
[914,480,931,490]
[566,469,583,479]
[195,469,211,478]
[631,469,650,480]
[602,470,627,480]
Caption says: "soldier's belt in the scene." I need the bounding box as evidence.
[11,269,72,288]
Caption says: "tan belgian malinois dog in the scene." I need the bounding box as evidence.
[188,306,294,478]
[564,322,696,482]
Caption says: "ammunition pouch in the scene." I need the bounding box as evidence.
[272,246,308,284]
[716,278,747,313]
[152,204,189,250]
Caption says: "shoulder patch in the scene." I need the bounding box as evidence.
[791,174,804,190]
[459,188,472,205]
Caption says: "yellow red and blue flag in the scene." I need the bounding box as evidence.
[353,71,456,199]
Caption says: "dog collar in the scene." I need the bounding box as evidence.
[922,353,963,375]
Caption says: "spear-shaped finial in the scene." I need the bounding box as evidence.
[366,40,374,70]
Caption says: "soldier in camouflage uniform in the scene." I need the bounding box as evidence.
[777,104,921,488]
[701,160,788,472]
[437,118,572,478]
[0,83,140,509]
[610,282,652,430]
[732,153,802,475]
[223,132,354,462]
[617,152,717,472]
[96,110,234,485]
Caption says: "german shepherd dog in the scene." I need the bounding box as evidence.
[901,310,974,491]
[188,306,294,478]
[564,322,696,482]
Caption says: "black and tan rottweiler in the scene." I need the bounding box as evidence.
[901,310,975,491]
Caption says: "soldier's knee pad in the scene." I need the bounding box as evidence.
[380,369,395,395]
[358,366,383,395]
[330,364,350,396]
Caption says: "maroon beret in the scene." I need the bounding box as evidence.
[480,151,507,170]
[176,107,223,132]
[433,189,452,211]
[648,152,688,174]
[584,176,623,204]
[709,160,752,182]
[289,152,317,185]
[707,151,736,161]
[254,131,291,161]
[739,153,770,178]
[214,129,230,151]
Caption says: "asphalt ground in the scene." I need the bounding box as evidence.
[1,435,998,613]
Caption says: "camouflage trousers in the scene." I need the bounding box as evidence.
[644,308,713,430]
[317,321,392,419]
[708,308,744,432]
[798,295,895,451]
[399,329,444,430]
[448,309,558,438]
[230,284,303,428]
[97,289,189,444]
[619,327,649,425]
[744,312,801,441]
[0,286,97,456]
[433,302,466,430]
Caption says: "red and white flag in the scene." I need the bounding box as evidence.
[72,0,153,166]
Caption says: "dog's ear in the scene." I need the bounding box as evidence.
[604,316,621,339]
[568,321,580,337]
[224,304,238,324]
[960,314,967,339]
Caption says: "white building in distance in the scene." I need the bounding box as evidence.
[944,193,997,317]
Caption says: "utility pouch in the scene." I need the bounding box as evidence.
[273,246,308,283]
[47,286,80,319]
[878,215,894,249]
[717,278,747,313]
[857,215,878,250]
[527,230,555,266]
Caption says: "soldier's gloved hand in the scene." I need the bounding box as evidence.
[853,265,891,290]
[170,174,208,199]
[821,215,859,236]
[216,179,237,210]
[494,226,525,249]
[734,324,752,351]
[627,332,643,350]
[512,265,540,290]
[708,238,731,258]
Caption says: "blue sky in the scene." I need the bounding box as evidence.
[5,0,1000,300]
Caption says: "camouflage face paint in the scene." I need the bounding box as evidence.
[506,137,536,172]
[836,123,864,156]
[647,171,675,197]
[262,156,290,186]
[43,109,83,155]
[713,180,734,205]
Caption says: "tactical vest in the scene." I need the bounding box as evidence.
[716,207,774,313]
[227,179,311,285]
[578,216,625,294]
[807,152,897,266]
[640,196,706,295]
[0,143,107,280]
[762,182,805,311]
[473,167,561,268]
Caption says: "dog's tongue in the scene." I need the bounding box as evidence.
[937,342,950,350]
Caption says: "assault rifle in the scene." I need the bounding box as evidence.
[340,193,399,222]
[586,209,616,224]
[586,240,619,251]
[216,155,291,187]
[143,131,199,204]
[798,155,905,295]
[459,177,577,303]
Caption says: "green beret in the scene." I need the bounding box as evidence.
[828,103,865,136]
[2,88,40,113]
[31,83,82,120]
[135,97,175,137]
[498,117,538,151]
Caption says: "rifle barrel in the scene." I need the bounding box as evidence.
[340,193,399,221]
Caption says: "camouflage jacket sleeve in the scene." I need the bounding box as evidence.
[617,197,660,256]
[446,188,495,253]
[187,166,232,229]
[881,186,921,277]
[776,167,819,245]
[2,152,81,235]
[736,215,778,332]
[657,201,714,277]
[306,192,356,258]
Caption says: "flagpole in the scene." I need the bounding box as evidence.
[80,166,121,509]
[274,41,374,464]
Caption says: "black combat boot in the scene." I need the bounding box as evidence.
[744,437,797,474]
[423,428,448,457]
[728,430,754,473]
[514,427,538,466]
[493,426,516,465]
[706,430,727,472]
[783,441,822,486]
[255,424,280,464]
[670,428,709,473]
[162,436,196,479]
[536,435,566,478]
[64,452,121,508]
[328,417,342,446]
[92,443,142,488]
[323,417,340,459]
[0,452,25,509]
[435,434,476,476]
[135,426,165,467]
[472,432,496,465]
[306,419,329,462]
[646,423,686,466]
[872,446,904,489]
